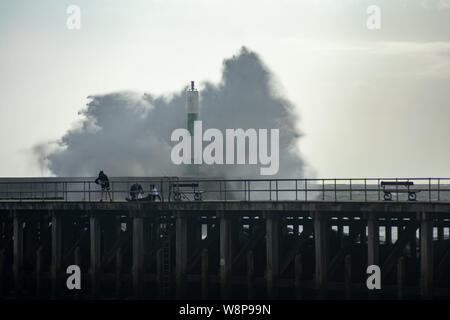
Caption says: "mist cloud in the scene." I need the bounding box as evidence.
[35,47,308,179]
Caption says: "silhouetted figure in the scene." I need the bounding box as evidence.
[150,184,161,201]
[95,170,112,202]
[129,183,144,200]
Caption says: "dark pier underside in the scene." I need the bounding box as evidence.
[1,201,450,299]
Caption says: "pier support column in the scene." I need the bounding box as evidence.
[247,250,254,300]
[219,213,232,299]
[295,253,303,299]
[103,218,115,257]
[410,226,418,260]
[51,211,62,298]
[347,218,353,243]
[115,247,123,299]
[344,254,352,300]
[437,225,444,252]
[385,218,392,245]
[13,211,23,296]
[367,213,380,267]
[420,212,434,299]
[438,225,444,242]
[313,211,329,299]
[90,213,101,298]
[398,219,404,242]
[397,256,405,300]
[176,212,188,299]
[0,248,5,297]
[115,215,123,298]
[265,212,280,299]
[36,246,43,297]
[132,214,144,298]
[39,216,50,256]
[367,213,380,299]
[193,218,203,250]
[156,248,162,298]
[337,217,343,244]
[232,218,240,261]
[201,248,208,300]
[360,222,367,256]
[24,220,36,267]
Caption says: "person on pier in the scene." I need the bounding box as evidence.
[129,183,144,200]
[150,184,162,201]
[94,170,113,202]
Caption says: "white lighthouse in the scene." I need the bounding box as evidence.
[187,81,200,171]
[186,81,199,136]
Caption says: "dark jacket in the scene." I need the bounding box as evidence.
[95,172,109,186]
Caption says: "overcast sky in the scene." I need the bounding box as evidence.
[0,0,449,178]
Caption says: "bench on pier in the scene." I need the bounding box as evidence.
[169,183,203,201]
[380,181,419,201]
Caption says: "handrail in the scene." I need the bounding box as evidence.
[0,178,449,202]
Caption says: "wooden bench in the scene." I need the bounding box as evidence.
[170,183,203,201]
[380,181,419,201]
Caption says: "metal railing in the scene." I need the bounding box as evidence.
[0,177,449,202]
